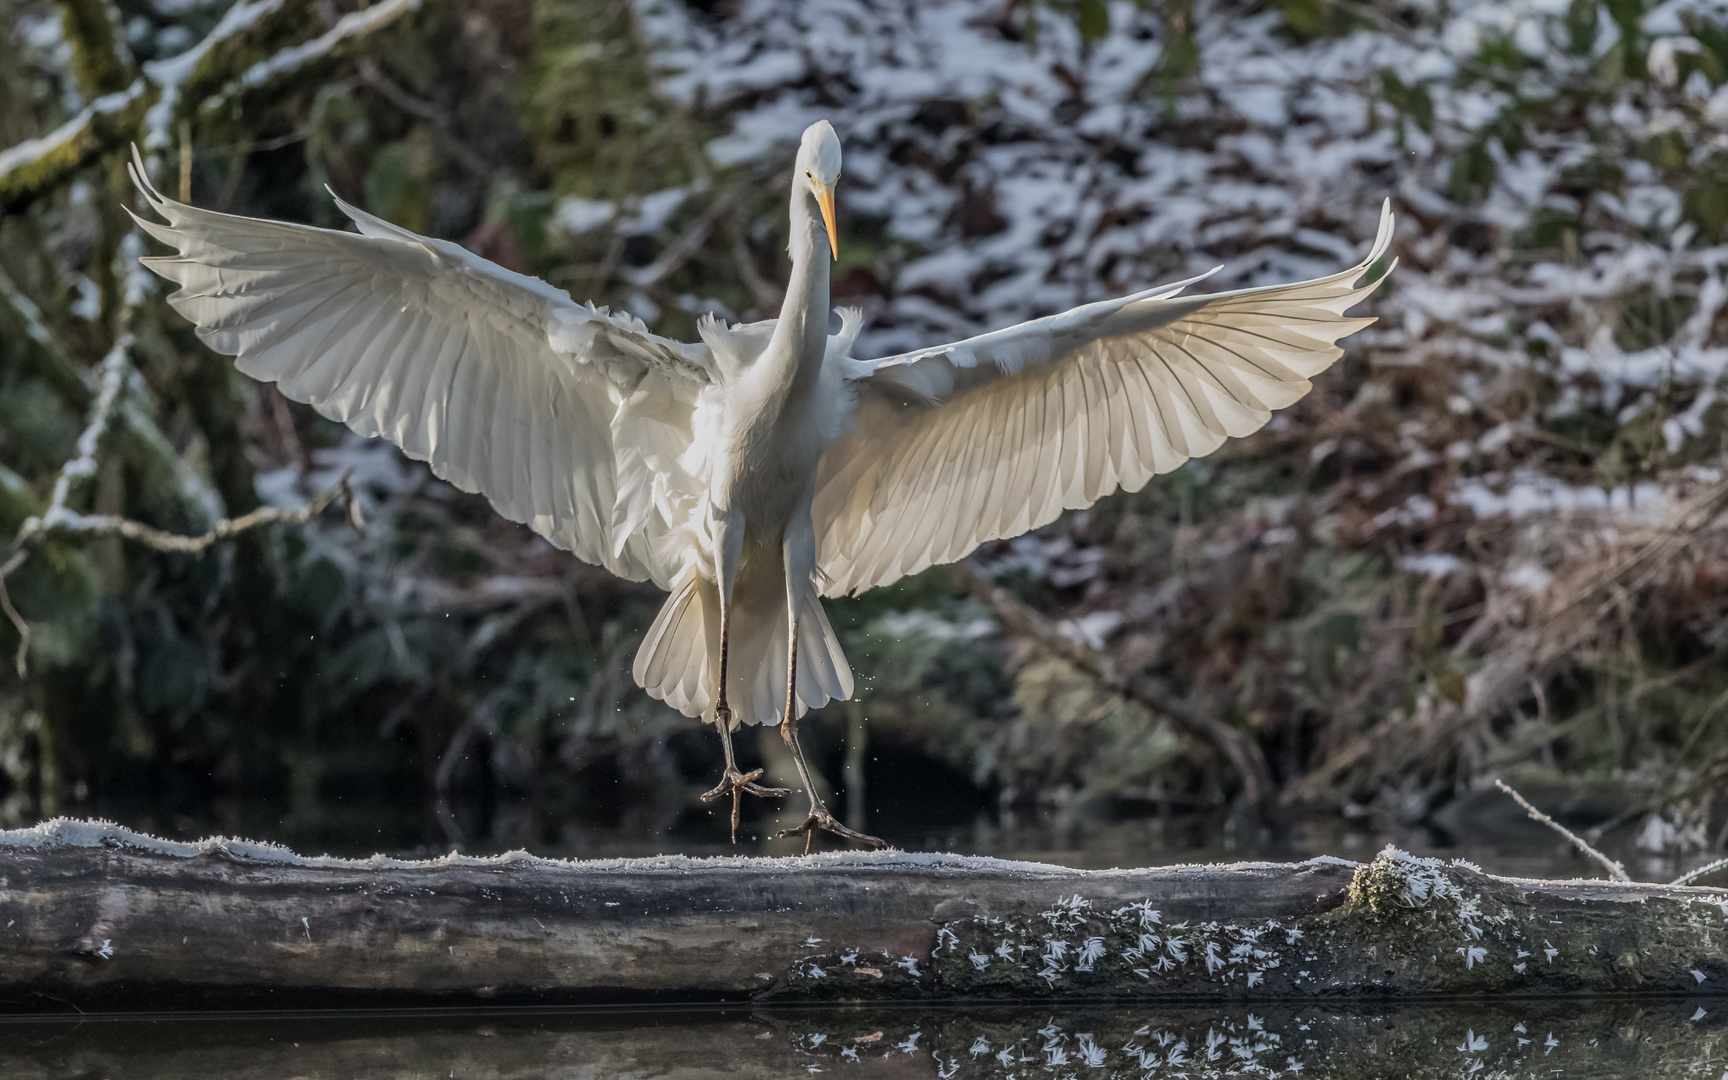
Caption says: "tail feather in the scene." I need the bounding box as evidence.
[632,565,719,718]
[800,589,852,702]
[633,566,852,725]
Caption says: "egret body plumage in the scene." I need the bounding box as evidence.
[128,121,1394,849]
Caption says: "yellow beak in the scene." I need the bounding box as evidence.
[812,179,839,260]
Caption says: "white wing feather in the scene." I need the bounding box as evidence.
[126,149,712,587]
[813,200,1397,596]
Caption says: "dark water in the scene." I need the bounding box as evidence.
[2,999,1724,1078]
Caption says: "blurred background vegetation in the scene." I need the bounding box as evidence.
[2,0,1726,878]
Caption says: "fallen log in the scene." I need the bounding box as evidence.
[0,819,1724,1010]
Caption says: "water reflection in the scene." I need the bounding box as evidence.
[2,1000,1721,1078]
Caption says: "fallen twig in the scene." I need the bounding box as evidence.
[1494,779,1630,882]
[1671,855,1728,888]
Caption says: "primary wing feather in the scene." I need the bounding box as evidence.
[126,149,712,587]
[813,201,1396,597]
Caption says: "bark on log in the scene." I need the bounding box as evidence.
[0,819,1724,1011]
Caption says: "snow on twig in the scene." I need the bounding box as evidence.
[1671,855,1728,887]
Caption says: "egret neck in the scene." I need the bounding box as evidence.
[767,174,835,402]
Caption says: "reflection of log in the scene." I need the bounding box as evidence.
[0,820,1724,1010]
[2,999,1723,1080]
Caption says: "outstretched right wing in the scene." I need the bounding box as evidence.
[813,201,1396,596]
[128,149,712,586]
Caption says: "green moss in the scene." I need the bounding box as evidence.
[57,0,133,97]
[521,0,699,203]
[0,461,41,537]
[1344,850,1413,921]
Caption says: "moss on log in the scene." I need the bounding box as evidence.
[0,820,1723,1011]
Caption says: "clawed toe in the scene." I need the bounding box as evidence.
[701,767,790,803]
[777,808,887,854]
[702,768,791,842]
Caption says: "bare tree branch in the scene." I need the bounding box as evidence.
[0,549,30,680]
[0,266,90,407]
[1494,779,1630,882]
[24,473,359,555]
[949,560,1277,820]
[355,58,490,179]
[624,186,749,293]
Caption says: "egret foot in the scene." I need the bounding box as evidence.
[702,768,791,843]
[777,805,886,854]
[704,702,790,842]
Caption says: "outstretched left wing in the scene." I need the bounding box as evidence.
[128,148,712,586]
[812,201,1396,597]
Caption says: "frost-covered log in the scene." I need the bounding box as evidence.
[0,820,1724,1010]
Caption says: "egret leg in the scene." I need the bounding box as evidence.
[774,552,885,853]
[700,513,788,841]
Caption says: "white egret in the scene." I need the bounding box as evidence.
[126,123,1393,850]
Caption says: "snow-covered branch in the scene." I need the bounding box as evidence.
[0,81,149,214]
[17,471,358,556]
[0,0,424,213]
[0,337,359,677]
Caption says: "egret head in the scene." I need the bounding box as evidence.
[797,121,842,260]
